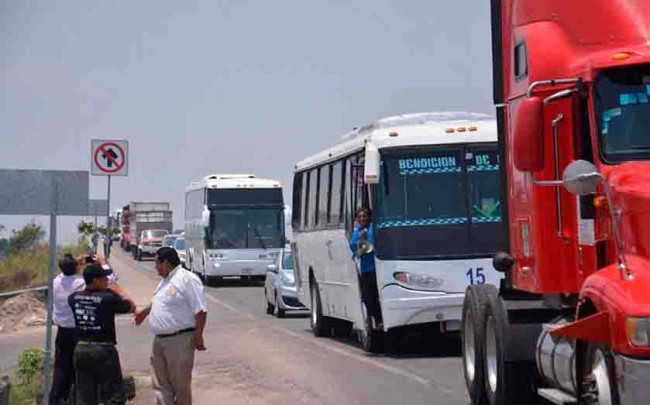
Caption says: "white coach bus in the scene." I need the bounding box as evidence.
[291,112,505,352]
[185,174,286,285]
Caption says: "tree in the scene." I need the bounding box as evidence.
[77,221,95,236]
[8,223,45,253]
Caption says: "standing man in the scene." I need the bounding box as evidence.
[103,232,113,258]
[349,207,383,330]
[69,264,135,405]
[49,254,85,405]
[134,247,207,405]
[91,232,99,254]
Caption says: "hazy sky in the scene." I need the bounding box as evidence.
[0,1,494,243]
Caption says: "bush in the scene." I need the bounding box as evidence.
[9,348,45,405]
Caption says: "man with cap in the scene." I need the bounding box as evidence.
[69,263,135,405]
[134,247,207,405]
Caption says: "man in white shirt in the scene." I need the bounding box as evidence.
[134,247,207,405]
[49,253,123,404]
[49,253,85,404]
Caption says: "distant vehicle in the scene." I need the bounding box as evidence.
[174,235,187,269]
[184,174,286,285]
[264,249,306,317]
[134,229,169,261]
[292,112,504,352]
[121,201,173,253]
[163,234,180,248]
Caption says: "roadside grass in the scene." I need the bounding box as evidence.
[0,240,91,293]
[8,348,45,405]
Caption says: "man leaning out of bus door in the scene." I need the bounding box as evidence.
[350,207,383,331]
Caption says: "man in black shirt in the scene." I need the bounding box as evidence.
[69,264,135,405]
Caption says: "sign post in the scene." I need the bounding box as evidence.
[91,140,128,232]
[0,169,89,405]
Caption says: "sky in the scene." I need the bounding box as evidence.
[0,1,494,243]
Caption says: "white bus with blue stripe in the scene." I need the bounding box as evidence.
[291,112,504,351]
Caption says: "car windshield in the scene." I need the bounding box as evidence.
[164,236,177,246]
[175,238,185,250]
[208,209,285,249]
[595,65,650,162]
[281,251,293,269]
[144,230,168,238]
[375,144,505,259]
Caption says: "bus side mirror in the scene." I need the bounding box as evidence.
[364,142,380,184]
[513,97,544,172]
[201,206,210,228]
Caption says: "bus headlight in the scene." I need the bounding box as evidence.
[393,272,443,290]
[626,317,650,347]
[259,252,279,260]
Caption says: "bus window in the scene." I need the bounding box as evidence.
[302,171,310,229]
[307,168,319,229]
[318,165,330,226]
[329,160,343,226]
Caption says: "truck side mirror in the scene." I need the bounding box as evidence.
[562,160,603,196]
[364,142,380,184]
[513,97,544,172]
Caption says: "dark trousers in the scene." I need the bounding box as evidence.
[49,327,77,404]
[74,343,125,405]
[104,243,111,258]
[360,271,383,325]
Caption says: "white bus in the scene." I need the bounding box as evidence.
[184,174,286,285]
[291,112,505,352]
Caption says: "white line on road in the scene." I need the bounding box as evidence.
[201,290,452,393]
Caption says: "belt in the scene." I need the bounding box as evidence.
[156,327,195,338]
[77,341,115,346]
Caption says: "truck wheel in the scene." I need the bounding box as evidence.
[310,281,329,337]
[483,291,537,405]
[462,285,496,404]
[580,343,619,405]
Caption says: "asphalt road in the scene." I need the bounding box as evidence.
[130,252,471,405]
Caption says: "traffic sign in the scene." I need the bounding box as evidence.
[91,140,128,176]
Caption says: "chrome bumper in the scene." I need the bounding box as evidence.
[615,354,650,405]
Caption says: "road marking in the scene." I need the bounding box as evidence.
[201,289,444,391]
[114,251,446,393]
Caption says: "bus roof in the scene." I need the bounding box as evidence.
[295,111,497,172]
[186,174,281,192]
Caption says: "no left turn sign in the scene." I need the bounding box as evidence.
[91,140,129,176]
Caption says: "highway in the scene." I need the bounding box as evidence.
[128,249,470,404]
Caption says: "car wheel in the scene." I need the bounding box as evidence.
[274,293,285,318]
[265,291,274,315]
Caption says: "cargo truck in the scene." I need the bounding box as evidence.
[460,2,650,404]
[119,202,173,260]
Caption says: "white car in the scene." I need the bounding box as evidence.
[174,235,187,269]
[264,249,306,317]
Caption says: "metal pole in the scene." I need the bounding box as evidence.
[42,181,58,405]
[107,175,111,230]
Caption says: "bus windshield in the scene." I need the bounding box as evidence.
[595,65,650,163]
[375,145,505,260]
[208,209,285,249]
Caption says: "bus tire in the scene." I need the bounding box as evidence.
[360,313,383,353]
[310,281,329,337]
[462,285,495,404]
[483,291,536,405]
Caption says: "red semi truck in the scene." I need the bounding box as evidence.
[461,1,650,404]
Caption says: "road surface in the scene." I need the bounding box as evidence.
[0,248,471,404]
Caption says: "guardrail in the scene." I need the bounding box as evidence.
[0,286,48,299]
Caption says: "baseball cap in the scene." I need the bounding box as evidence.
[83,263,107,284]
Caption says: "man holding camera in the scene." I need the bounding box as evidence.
[69,263,135,405]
